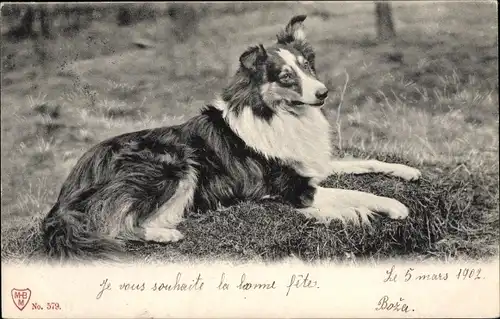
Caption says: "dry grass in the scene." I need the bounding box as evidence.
[1,2,498,264]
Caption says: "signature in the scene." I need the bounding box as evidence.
[375,295,414,312]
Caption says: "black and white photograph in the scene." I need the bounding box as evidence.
[1,1,498,317]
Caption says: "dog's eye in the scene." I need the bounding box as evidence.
[304,60,316,74]
[279,72,292,82]
[303,60,314,72]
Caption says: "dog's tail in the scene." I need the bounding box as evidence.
[41,196,124,262]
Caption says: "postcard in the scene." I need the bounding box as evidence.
[2,1,498,318]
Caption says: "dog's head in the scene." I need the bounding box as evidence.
[238,15,328,110]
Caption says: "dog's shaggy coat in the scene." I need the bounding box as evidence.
[42,15,421,260]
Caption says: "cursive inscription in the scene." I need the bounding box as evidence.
[96,278,112,300]
[94,271,325,300]
[383,265,398,282]
[151,273,204,292]
[285,273,319,296]
[383,265,483,283]
[237,273,277,290]
[375,295,414,312]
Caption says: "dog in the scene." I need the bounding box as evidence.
[42,15,421,260]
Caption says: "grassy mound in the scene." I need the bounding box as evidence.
[2,149,497,264]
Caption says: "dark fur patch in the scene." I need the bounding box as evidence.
[221,68,275,121]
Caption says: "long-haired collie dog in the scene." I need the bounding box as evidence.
[42,15,421,260]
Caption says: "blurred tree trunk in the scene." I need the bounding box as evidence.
[5,5,53,39]
[17,6,35,37]
[39,7,52,38]
[375,2,396,42]
[117,7,132,26]
[166,3,201,77]
[375,2,403,63]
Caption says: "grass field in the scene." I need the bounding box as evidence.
[1,2,498,264]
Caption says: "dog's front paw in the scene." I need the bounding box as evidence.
[143,228,185,243]
[388,164,421,181]
[379,197,409,219]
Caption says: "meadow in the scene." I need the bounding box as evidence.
[1,2,498,264]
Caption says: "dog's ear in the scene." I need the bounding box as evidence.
[277,15,307,44]
[239,44,268,72]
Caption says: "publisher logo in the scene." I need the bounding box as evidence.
[11,288,31,311]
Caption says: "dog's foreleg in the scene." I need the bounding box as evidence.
[298,187,409,225]
[329,159,421,181]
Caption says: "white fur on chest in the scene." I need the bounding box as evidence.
[216,100,333,184]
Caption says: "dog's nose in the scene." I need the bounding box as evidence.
[315,87,329,100]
